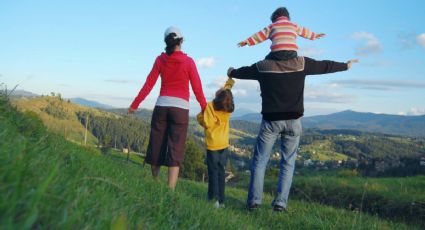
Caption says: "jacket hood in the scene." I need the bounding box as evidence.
[256,56,305,74]
[159,51,188,64]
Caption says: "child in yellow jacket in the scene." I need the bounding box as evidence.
[197,78,235,208]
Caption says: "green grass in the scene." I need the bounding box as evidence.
[0,97,419,229]
[292,175,425,225]
[108,148,145,165]
[229,170,425,227]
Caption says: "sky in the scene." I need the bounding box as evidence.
[1,0,425,116]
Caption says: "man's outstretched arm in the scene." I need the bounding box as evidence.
[227,64,259,80]
[304,57,358,75]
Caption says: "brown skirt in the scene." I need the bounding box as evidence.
[145,106,189,167]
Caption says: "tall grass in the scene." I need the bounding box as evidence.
[0,97,418,229]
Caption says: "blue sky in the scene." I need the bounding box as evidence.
[1,0,425,116]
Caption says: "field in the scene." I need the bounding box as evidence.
[229,170,425,227]
[0,96,419,229]
[299,139,349,161]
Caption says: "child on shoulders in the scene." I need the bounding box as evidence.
[238,7,325,61]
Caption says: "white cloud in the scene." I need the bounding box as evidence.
[417,33,425,48]
[407,107,425,116]
[305,84,355,104]
[299,46,324,57]
[205,76,261,107]
[332,79,425,91]
[350,32,382,56]
[197,57,215,68]
[397,108,425,116]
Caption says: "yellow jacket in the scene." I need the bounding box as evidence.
[197,102,232,151]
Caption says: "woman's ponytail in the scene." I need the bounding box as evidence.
[165,33,183,55]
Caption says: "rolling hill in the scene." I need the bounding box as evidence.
[10,95,119,145]
[302,110,425,137]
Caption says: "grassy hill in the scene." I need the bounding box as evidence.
[11,95,120,145]
[1,95,418,229]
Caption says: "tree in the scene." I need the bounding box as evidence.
[181,137,207,181]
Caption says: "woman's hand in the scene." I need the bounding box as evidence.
[128,107,137,114]
[347,59,359,69]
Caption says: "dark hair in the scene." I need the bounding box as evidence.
[270,7,290,22]
[213,89,234,113]
[164,33,183,55]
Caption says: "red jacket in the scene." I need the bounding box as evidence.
[130,51,207,110]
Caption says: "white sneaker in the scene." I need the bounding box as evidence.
[219,203,225,208]
[213,201,220,208]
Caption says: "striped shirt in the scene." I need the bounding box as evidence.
[243,16,317,52]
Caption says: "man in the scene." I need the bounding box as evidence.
[227,56,358,211]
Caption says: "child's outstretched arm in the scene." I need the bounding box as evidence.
[238,25,272,47]
[223,78,235,89]
[295,24,325,40]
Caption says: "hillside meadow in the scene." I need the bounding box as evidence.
[0,95,420,229]
[229,170,425,227]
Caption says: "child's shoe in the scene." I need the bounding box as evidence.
[213,200,220,209]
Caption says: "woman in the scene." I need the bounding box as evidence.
[128,26,207,189]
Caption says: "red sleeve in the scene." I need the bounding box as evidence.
[245,25,272,46]
[295,23,316,40]
[188,59,207,110]
[130,57,161,110]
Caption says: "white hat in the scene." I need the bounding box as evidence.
[164,26,183,39]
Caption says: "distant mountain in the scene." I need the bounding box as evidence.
[70,98,115,109]
[231,113,262,123]
[302,110,425,137]
[107,108,153,121]
[231,110,425,137]
[232,108,258,118]
[4,89,39,98]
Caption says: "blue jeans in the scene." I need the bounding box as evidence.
[247,118,302,208]
[206,148,228,203]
